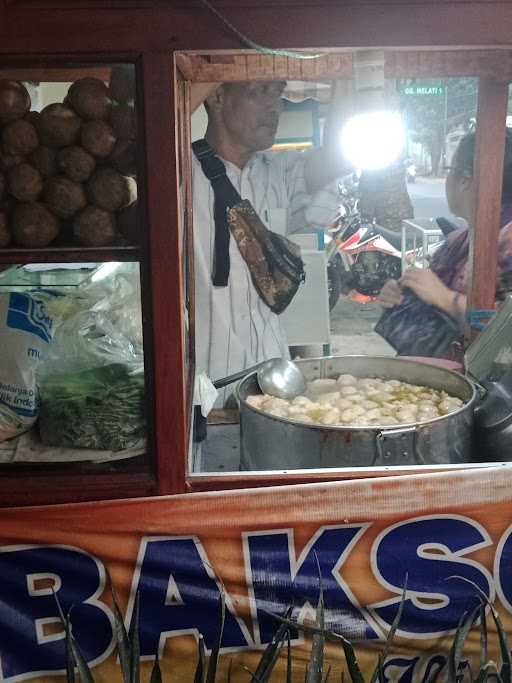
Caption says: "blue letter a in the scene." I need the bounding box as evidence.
[130,536,250,658]
[0,545,113,681]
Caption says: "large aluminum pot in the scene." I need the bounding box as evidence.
[236,356,477,470]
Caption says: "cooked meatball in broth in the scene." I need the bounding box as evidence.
[247,375,464,427]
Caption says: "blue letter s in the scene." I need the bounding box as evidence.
[371,516,493,637]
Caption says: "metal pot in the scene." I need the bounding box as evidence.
[474,367,512,461]
[236,355,477,470]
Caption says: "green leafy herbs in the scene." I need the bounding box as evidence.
[38,363,145,451]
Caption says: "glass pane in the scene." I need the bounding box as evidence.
[0,261,148,468]
[0,62,151,481]
[176,80,194,390]
[0,64,139,251]
[184,53,494,476]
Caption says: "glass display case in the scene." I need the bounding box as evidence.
[0,61,189,505]
[0,261,145,466]
[177,49,512,491]
[0,1,510,505]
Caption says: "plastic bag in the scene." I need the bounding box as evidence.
[79,264,143,352]
[38,267,145,451]
[44,263,143,352]
[0,292,54,442]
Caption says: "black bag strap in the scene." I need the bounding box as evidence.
[192,138,241,286]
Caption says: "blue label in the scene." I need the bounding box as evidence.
[6,293,53,344]
[0,396,37,418]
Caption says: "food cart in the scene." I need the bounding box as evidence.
[1,2,512,680]
[0,5,509,502]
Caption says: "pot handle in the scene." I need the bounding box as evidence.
[375,427,418,466]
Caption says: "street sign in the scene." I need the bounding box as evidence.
[401,84,444,96]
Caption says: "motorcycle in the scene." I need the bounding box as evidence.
[325,179,454,311]
[325,183,404,310]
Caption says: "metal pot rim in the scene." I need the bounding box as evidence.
[236,355,477,433]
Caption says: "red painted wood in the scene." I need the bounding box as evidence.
[180,78,196,445]
[0,247,139,264]
[186,464,487,491]
[1,4,512,56]
[466,78,509,314]
[6,0,512,6]
[140,51,187,495]
[0,66,110,80]
[0,2,509,504]
[0,470,158,507]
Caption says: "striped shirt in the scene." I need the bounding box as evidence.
[193,149,338,406]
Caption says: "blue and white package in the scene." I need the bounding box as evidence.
[0,292,54,442]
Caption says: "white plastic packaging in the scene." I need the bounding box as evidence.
[0,292,54,442]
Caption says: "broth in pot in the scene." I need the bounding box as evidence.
[247,374,465,427]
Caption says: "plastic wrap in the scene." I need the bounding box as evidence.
[38,266,145,451]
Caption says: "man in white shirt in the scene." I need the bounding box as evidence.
[193,81,348,405]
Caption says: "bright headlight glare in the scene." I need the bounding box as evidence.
[340,111,405,171]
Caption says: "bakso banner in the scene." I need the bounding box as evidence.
[2,466,512,682]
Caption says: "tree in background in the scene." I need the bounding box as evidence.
[399,77,478,176]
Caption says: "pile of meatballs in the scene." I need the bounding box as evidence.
[0,68,138,250]
[247,374,464,427]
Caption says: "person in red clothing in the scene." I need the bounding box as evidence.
[378,130,512,320]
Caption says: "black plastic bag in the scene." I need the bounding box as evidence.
[374,291,462,358]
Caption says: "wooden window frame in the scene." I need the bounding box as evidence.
[0,45,508,504]
[0,53,189,505]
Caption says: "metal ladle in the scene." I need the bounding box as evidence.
[193,358,307,444]
[256,357,307,400]
[214,357,307,400]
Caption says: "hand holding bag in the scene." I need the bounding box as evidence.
[374,290,462,358]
